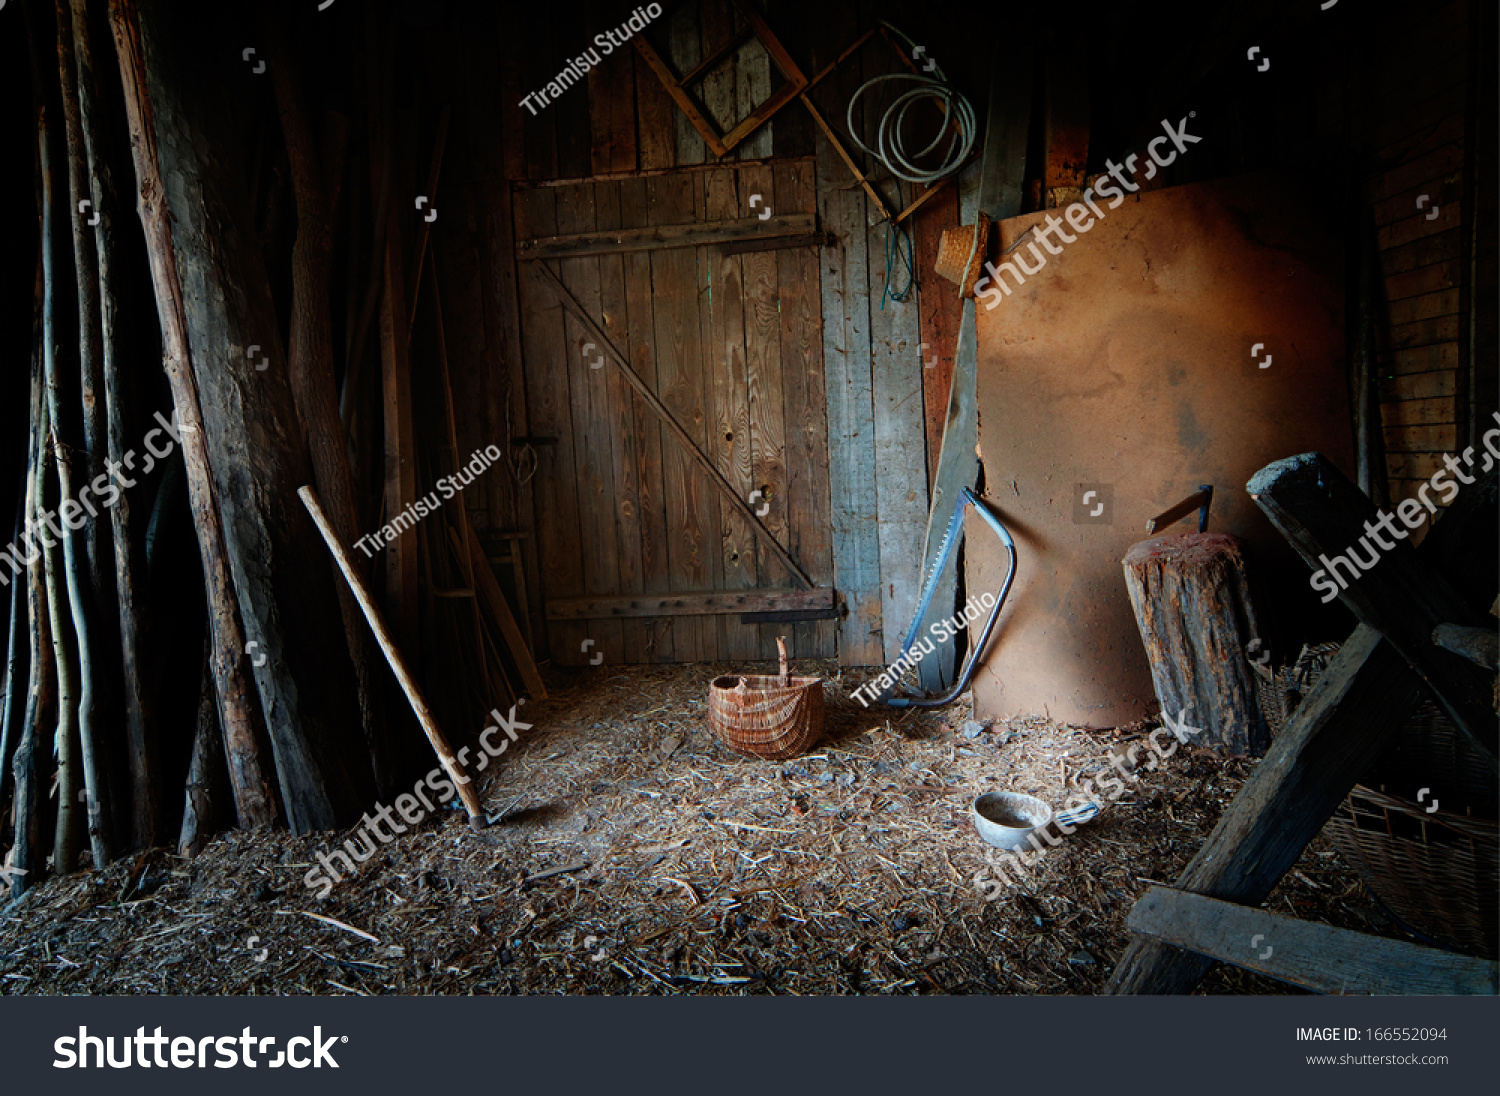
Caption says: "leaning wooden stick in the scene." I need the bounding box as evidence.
[298,485,487,829]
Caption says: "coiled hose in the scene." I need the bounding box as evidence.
[845,23,978,187]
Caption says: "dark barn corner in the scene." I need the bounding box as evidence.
[0,0,1495,1002]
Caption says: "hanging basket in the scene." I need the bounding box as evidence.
[707,637,824,760]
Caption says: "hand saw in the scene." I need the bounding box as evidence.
[881,486,1016,709]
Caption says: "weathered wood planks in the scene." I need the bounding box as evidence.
[547,587,833,619]
[618,176,675,661]
[556,182,625,666]
[517,213,816,259]
[514,185,588,666]
[650,171,715,659]
[813,6,882,667]
[1128,886,1499,995]
[775,159,837,658]
[701,166,760,660]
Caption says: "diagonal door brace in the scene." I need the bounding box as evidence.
[530,260,815,590]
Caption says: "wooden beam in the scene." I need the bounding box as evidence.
[717,231,834,256]
[1432,622,1499,668]
[719,81,803,150]
[515,155,804,189]
[530,261,814,588]
[450,522,547,700]
[405,105,450,336]
[679,26,755,88]
[1145,486,1212,534]
[632,34,729,157]
[740,608,841,623]
[547,587,833,620]
[892,162,973,226]
[799,94,894,222]
[376,139,420,661]
[518,213,815,259]
[1128,887,1499,995]
[1248,454,1497,771]
[802,27,875,95]
[912,43,1033,691]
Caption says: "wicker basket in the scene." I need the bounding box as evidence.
[1253,641,1340,737]
[1326,784,1499,958]
[707,637,824,760]
[1267,640,1499,956]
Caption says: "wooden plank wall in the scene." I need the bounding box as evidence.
[433,0,969,666]
[513,164,833,665]
[1359,0,1490,516]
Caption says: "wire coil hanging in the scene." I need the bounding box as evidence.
[846,24,977,187]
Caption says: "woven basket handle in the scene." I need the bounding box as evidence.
[777,636,789,684]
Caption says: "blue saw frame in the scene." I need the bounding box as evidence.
[884,486,1016,709]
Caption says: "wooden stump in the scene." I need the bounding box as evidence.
[1122,532,1267,757]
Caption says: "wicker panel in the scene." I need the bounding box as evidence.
[1361,702,1499,818]
[1327,785,1499,958]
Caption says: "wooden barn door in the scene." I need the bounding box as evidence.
[513,158,836,665]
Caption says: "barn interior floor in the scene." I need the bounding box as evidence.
[0,660,1422,995]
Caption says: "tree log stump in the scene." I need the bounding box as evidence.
[1122,532,1267,757]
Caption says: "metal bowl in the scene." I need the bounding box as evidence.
[971,790,1053,850]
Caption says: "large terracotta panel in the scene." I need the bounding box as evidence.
[966,173,1354,726]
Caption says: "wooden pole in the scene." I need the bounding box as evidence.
[49,6,110,869]
[69,0,154,852]
[450,523,546,701]
[108,0,278,830]
[10,383,52,898]
[299,486,487,828]
[0,492,26,805]
[10,238,53,898]
[178,639,230,858]
[0,254,42,807]
[405,105,450,337]
[430,260,543,701]
[261,10,389,796]
[43,426,83,874]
